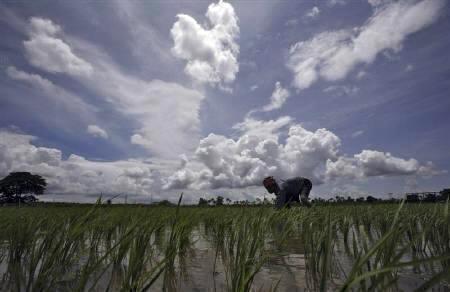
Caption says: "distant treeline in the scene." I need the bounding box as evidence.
[197,188,450,206]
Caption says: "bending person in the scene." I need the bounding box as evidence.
[263,176,312,209]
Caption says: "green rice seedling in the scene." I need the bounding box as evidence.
[111,223,164,291]
[27,220,75,291]
[300,207,340,291]
[161,194,201,291]
[4,215,40,291]
[1,201,450,291]
[218,209,272,292]
[336,202,450,291]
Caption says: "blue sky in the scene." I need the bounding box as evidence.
[0,0,449,203]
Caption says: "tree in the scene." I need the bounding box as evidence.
[406,194,420,203]
[356,197,365,203]
[366,195,378,203]
[335,196,345,203]
[198,197,208,206]
[156,200,174,206]
[440,189,450,201]
[216,196,224,206]
[423,193,437,203]
[0,172,46,204]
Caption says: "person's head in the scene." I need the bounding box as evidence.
[263,176,280,194]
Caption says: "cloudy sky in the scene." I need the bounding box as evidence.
[1,0,449,203]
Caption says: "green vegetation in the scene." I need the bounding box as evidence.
[0,200,449,291]
[0,172,46,204]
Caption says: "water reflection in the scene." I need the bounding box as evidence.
[162,231,309,292]
[1,225,448,291]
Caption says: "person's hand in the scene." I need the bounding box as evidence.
[301,199,312,208]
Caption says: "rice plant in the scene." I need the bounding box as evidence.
[0,201,449,291]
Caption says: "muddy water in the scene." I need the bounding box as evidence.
[2,230,448,291]
[177,236,307,292]
[144,232,308,291]
[165,232,447,292]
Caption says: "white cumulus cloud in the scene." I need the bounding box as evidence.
[305,6,320,19]
[17,17,205,158]
[288,0,445,90]
[170,0,239,88]
[262,82,291,112]
[0,128,441,201]
[164,117,341,189]
[0,130,173,200]
[164,116,441,190]
[325,150,442,179]
[24,17,93,76]
[1,129,260,203]
[87,125,108,139]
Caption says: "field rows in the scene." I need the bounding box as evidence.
[0,201,449,291]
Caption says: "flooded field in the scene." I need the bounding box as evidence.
[0,202,449,291]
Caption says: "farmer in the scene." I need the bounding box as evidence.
[263,176,312,209]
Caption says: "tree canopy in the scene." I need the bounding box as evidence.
[0,172,47,198]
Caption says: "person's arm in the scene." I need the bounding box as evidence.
[275,189,288,209]
[299,180,312,207]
